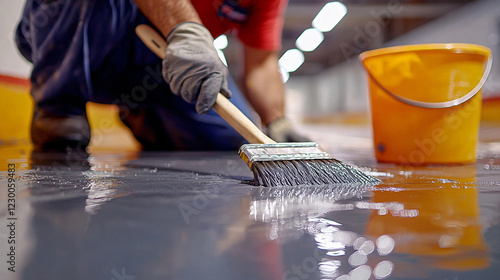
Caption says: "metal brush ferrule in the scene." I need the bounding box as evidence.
[238,142,333,169]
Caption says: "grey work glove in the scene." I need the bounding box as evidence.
[266,118,312,143]
[163,22,231,114]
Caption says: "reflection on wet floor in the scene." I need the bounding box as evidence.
[0,127,500,280]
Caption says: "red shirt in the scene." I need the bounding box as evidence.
[191,0,287,51]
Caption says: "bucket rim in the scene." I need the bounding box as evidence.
[359,43,491,61]
[358,43,493,109]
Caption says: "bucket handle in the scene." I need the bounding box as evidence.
[365,54,493,108]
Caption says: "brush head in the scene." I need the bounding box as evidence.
[238,142,380,187]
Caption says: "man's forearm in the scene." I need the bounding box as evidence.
[243,47,285,126]
[133,0,202,38]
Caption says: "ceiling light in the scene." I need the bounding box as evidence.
[279,49,304,73]
[279,67,290,83]
[312,2,347,32]
[296,28,324,52]
[213,35,228,50]
[216,49,228,66]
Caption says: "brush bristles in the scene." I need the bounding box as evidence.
[251,159,380,187]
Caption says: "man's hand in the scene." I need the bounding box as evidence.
[266,118,311,142]
[163,22,231,114]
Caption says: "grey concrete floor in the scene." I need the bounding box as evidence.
[1,124,500,280]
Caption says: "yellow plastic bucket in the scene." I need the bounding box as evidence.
[359,44,492,165]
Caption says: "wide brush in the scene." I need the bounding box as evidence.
[135,24,379,187]
[239,142,379,186]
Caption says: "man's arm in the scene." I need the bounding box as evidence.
[133,0,231,114]
[133,0,202,37]
[242,46,285,126]
[243,45,311,142]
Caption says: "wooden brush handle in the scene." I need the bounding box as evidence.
[135,24,275,145]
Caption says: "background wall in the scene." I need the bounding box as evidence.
[0,0,31,78]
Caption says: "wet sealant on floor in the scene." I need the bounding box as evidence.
[1,127,500,280]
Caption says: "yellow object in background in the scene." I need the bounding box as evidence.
[360,44,492,165]
[0,75,141,152]
[482,97,500,123]
[85,102,141,152]
[0,76,32,144]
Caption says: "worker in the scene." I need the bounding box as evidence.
[15,0,309,151]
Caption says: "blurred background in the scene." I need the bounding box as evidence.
[228,0,500,124]
[0,0,499,149]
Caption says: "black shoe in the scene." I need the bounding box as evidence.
[31,108,91,152]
